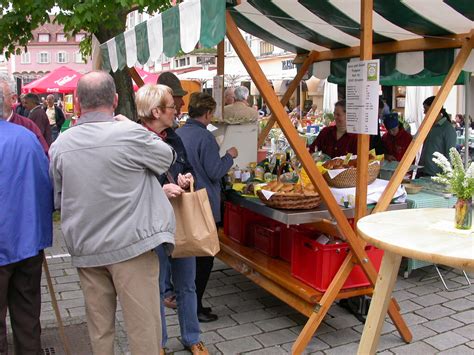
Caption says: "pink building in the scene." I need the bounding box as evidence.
[8,18,92,86]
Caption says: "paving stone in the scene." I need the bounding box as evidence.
[245,346,288,354]
[207,293,245,307]
[164,314,179,326]
[452,323,474,340]
[51,282,82,292]
[57,298,85,309]
[424,331,469,351]
[352,321,395,335]
[211,305,235,317]
[209,271,227,280]
[223,268,240,276]
[237,281,261,291]
[414,304,456,320]
[200,330,225,344]
[392,290,418,302]
[289,322,336,337]
[215,336,262,354]
[67,306,86,317]
[322,341,359,355]
[436,289,472,300]
[317,328,360,347]
[217,323,262,340]
[406,324,438,341]
[266,304,298,317]
[254,329,297,347]
[163,337,185,352]
[167,324,181,338]
[287,312,309,326]
[377,351,394,355]
[327,304,351,317]
[59,290,84,300]
[239,288,273,300]
[228,300,265,313]
[205,279,226,289]
[220,274,249,285]
[255,316,296,332]
[387,312,428,326]
[230,309,275,324]
[397,300,424,314]
[466,341,474,349]
[393,278,416,291]
[423,316,464,332]
[408,284,443,296]
[324,314,362,330]
[411,293,449,306]
[443,298,474,311]
[438,345,473,355]
[378,333,405,351]
[206,284,241,297]
[391,341,438,354]
[258,296,286,308]
[199,315,238,332]
[55,275,81,283]
[281,337,330,353]
[450,309,474,324]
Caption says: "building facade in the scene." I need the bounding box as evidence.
[7,19,92,85]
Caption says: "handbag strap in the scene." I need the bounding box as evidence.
[166,172,194,192]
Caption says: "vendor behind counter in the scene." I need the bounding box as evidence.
[309,99,357,158]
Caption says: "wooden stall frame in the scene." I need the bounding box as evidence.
[225,9,412,354]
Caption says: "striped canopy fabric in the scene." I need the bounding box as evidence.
[229,0,473,85]
[100,0,225,72]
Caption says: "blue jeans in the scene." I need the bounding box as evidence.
[155,245,200,347]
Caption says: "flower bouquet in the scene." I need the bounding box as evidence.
[432,148,474,229]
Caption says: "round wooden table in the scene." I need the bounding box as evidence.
[356,208,473,355]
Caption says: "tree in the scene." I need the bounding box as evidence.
[0,0,172,120]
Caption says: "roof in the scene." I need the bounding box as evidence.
[21,66,82,94]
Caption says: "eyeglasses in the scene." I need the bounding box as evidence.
[161,104,176,110]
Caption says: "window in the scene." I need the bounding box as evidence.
[75,33,86,42]
[175,59,179,67]
[260,41,274,56]
[38,51,50,64]
[179,58,186,67]
[57,33,67,42]
[57,52,68,63]
[38,34,50,42]
[74,52,85,63]
[282,59,295,70]
[186,57,190,65]
[20,52,31,64]
[225,39,232,53]
[196,56,215,65]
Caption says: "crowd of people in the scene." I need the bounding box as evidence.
[0,68,466,355]
[0,71,239,355]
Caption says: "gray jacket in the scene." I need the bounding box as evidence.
[49,112,176,267]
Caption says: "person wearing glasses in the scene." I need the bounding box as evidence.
[135,84,209,355]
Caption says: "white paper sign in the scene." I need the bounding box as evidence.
[212,75,224,121]
[346,60,380,135]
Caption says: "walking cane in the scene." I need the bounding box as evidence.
[42,254,72,355]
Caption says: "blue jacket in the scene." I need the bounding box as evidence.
[158,128,194,185]
[0,121,53,266]
[177,119,234,223]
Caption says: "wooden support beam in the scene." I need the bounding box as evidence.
[226,11,412,351]
[373,30,474,213]
[354,0,373,223]
[128,67,144,88]
[311,33,468,63]
[257,52,315,147]
[217,40,225,76]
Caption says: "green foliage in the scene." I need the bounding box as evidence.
[432,148,474,200]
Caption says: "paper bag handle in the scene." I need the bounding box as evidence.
[166,172,195,192]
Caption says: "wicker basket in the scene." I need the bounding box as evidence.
[257,190,321,210]
[324,162,380,188]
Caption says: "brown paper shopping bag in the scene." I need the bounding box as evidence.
[170,182,220,258]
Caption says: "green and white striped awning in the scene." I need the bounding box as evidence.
[229,0,473,85]
[100,0,225,72]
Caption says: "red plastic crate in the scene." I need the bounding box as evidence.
[253,224,280,257]
[223,202,272,246]
[278,224,292,262]
[290,227,384,292]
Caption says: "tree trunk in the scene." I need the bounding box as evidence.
[95,12,137,121]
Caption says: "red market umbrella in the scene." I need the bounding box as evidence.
[133,67,160,91]
[22,66,83,94]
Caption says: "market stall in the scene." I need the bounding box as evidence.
[99,1,473,353]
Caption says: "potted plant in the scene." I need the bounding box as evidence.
[432,148,474,229]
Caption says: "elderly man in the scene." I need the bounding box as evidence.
[0,99,53,353]
[49,71,176,354]
[223,86,259,124]
[15,94,30,117]
[224,87,235,106]
[158,72,187,120]
[0,75,49,154]
[24,93,52,146]
[44,94,65,142]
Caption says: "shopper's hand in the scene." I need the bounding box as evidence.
[114,114,130,121]
[163,183,184,198]
[227,147,238,158]
[177,173,193,189]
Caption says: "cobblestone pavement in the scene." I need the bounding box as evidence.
[8,222,473,354]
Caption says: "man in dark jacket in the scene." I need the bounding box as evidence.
[44,94,65,142]
[24,93,52,146]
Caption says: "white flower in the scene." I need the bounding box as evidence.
[432,152,452,173]
[466,163,474,179]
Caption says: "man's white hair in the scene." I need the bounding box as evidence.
[234,86,249,101]
[0,73,17,93]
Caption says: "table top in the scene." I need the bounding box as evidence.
[357,208,474,272]
[226,191,407,225]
